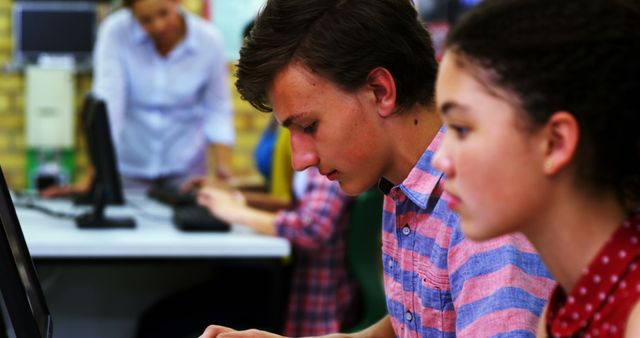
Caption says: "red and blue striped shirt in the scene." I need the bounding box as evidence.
[379,129,555,337]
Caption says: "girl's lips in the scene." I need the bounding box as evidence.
[446,191,462,210]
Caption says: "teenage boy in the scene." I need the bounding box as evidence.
[200,0,554,337]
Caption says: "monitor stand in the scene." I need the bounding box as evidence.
[75,185,135,229]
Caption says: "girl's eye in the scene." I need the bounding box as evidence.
[450,125,470,139]
[303,122,317,134]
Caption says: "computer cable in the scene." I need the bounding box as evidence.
[13,200,79,220]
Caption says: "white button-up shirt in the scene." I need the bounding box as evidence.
[92,9,234,179]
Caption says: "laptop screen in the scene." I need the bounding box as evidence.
[0,166,53,338]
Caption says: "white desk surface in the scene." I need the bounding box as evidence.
[13,193,291,259]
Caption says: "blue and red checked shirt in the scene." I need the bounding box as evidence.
[275,168,356,336]
[379,129,555,337]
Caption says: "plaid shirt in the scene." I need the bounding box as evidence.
[275,168,355,336]
[380,129,555,337]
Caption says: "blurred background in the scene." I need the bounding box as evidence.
[0,0,479,192]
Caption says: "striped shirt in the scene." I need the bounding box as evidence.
[275,168,356,336]
[379,129,555,337]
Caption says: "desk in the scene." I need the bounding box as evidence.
[13,193,291,338]
[16,193,291,259]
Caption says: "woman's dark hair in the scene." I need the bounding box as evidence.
[447,0,640,210]
[236,0,438,113]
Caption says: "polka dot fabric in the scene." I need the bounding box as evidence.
[546,213,640,337]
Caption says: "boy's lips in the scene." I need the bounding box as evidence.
[321,169,338,181]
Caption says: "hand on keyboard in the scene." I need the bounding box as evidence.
[173,205,230,232]
[196,187,246,225]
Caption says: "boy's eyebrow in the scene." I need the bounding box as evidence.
[439,101,468,115]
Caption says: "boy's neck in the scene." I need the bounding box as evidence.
[382,104,441,185]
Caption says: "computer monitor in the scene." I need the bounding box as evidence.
[0,166,53,338]
[12,2,97,67]
[73,94,124,206]
[74,96,135,229]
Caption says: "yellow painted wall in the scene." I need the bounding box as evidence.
[0,0,269,189]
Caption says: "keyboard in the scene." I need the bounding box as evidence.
[173,205,231,232]
[147,185,196,206]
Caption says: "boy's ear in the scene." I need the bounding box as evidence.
[367,67,396,118]
[542,111,579,175]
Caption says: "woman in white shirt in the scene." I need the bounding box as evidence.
[91,0,234,189]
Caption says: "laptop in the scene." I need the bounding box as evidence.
[0,166,53,338]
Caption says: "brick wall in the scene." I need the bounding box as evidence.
[0,0,268,190]
[0,0,24,188]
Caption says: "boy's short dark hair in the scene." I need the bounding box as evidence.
[236,0,438,113]
[447,0,640,210]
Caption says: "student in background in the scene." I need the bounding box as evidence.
[200,0,554,337]
[432,0,640,336]
[198,166,357,336]
[138,129,358,337]
[92,0,234,189]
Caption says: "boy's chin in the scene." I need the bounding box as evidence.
[338,179,376,197]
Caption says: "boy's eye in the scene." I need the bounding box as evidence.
[302,122,317,134]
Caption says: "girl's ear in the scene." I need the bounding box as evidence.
[542,111,579,175]
[366,67,397,118]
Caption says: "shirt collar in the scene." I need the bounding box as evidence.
[378,126,445,209]
[181,12,199,52]
[130,11,147,44]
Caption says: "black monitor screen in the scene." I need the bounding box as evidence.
[74,95,135,229]
[13,2,96,64]
[0,166,53,338]
[85,96,125,206]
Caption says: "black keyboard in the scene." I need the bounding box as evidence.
[173,205,231,232]
[147,185,196,206]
